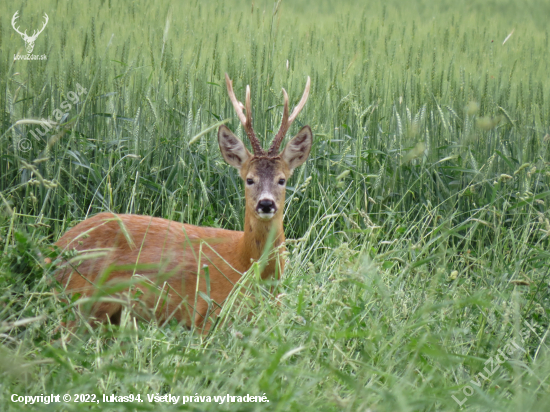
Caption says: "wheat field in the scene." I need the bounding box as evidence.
[1,0,550,410]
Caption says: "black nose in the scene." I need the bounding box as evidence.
[258,199,276,213]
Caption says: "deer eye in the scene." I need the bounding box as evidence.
[246,179,254,185]
[278,179,286,185]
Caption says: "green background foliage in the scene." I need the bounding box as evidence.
[1,0,549,410]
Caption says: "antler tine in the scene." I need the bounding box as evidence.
[224,74,246,125]
[267,89,289,156]
[268,76,310,156]
[224,73,264,155]
[289,76,311,123]
[281,88,290,127]
[11,11,26,36]
[31,13,49,39]
[245,85,253,129]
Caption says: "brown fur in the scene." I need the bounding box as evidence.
[55,207,284,331]
[54,82,312,333]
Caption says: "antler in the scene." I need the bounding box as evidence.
[268,76,311,156]
[29,13,49,41]
[11,11,26,37]
[11,11,48,40]
[225,73,265,156]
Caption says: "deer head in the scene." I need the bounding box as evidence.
[219,74,312,222]
[12,11,49,54]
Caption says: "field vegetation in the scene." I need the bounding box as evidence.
[1,0,550,410]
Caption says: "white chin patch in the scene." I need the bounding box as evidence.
[257,212,275,220]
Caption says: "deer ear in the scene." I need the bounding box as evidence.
[218,125,252,170]
[281,126,312,173]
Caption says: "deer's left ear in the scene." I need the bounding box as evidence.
[281,125,312,173]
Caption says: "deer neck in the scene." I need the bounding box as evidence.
[238,206,285,277]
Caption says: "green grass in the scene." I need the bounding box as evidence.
[1,0,550,410]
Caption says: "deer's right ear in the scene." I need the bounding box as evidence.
[218,125,252,170]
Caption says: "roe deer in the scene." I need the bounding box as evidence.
[54,73,312,332]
